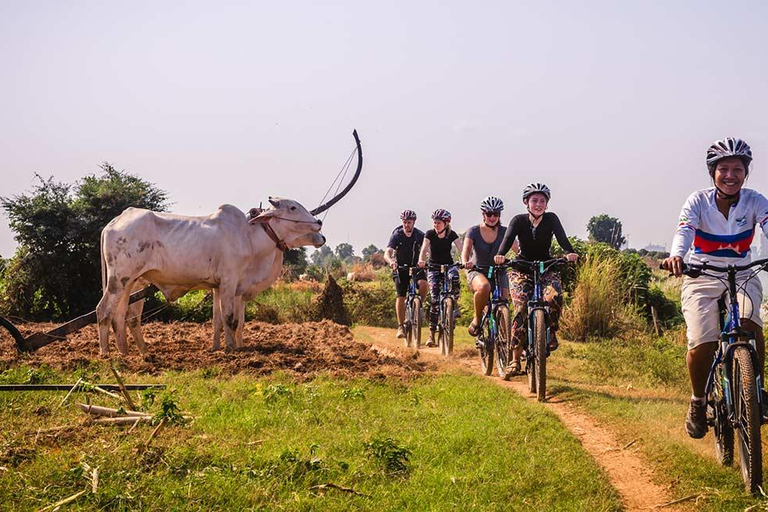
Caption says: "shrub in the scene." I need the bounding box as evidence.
[561,251,646,341]
[363,437,412,475]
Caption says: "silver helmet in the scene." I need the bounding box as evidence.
[480,196,504,213]
[400,209,417,221]
[706,137,752,172]
[522,183,551,201]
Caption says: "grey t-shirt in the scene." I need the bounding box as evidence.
[467,224,507,266]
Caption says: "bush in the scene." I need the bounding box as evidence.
[561,251,646,341]
[343,279,397,328]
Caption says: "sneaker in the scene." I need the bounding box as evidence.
[548,331,559,352]
[685,398,708,439]
[396,325,406,339]
[426,331,437,347]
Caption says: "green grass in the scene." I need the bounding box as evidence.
[0,367,621,511]
[547,337,768,510]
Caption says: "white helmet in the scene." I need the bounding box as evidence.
[522,183,551,201]
[706,137,752,172]
[480,196,504,213]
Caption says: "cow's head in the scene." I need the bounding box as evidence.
[249,197,326,248]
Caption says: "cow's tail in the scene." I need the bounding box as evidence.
[100,229,107,293]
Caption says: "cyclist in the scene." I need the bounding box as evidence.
[462,196,516,336]
[418,209,463,347]
[661,137,768,439]
[385,209,428,339]
[494,183,578,374]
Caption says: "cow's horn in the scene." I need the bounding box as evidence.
[310,130,363,216]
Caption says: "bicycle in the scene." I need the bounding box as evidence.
[471,264,512,378]
[426,263,463,356]
[507,258,568,402]
[395,265,425,349]
[668,258,768,494]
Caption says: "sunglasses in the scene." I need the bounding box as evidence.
[483,212,501,218]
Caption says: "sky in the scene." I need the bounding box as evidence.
[2,1,768,259]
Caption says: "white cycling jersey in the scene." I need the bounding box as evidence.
[670,188,768,265]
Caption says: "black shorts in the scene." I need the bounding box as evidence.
[393,268,426,297]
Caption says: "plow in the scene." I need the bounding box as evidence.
[0,286,157,353]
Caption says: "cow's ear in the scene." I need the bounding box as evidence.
[249,209,278,224]
[268,197,281,208]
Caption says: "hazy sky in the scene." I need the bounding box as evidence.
[2,1,768,259]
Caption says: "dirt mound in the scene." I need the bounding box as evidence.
[0,320,433,380]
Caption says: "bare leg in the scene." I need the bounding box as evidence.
[235,296,245,349]
[471,275,490,327]
[687,341,717,397]
[395,297,405,325]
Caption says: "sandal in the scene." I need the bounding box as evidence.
[506,359,522,376]
[468,320,480,337]
[548,331,559,352]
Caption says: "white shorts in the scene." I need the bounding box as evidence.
[681,273,763,350]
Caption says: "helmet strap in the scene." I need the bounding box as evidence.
[483,222,499,229]
[715,186,740,202]
[527,209,544,221]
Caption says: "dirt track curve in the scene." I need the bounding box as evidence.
[356,326,678,512]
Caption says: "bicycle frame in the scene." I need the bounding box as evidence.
[509,259,564,357]
[478,265,509,344]
[433,264,461,330]
[696,262,767,424]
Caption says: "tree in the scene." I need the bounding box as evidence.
[362,244,382,261]
[587,214,626,250]
[283,247,308,280]
[311,245,334,266]
[335,243,355,262]
[0,164,169,320]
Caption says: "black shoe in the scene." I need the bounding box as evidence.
[686,399,708,439]
[762,389,768,424]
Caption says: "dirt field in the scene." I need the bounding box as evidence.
[0,320,434,380]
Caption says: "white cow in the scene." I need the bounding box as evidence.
[97,198,325,355]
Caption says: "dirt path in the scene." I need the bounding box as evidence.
[356,326,678,512]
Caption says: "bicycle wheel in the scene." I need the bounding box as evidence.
[479,313,494,376]
[712,365,734,467]
[494,306,514,380]
[527,322,536,394]
[413,297,423,349]
[732,346,762,494]
[533,309,547,402]
[404,303,413,348]
[443,298,455,356]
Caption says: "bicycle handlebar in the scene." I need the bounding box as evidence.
[660,257,768,277]
[502,258,569,274]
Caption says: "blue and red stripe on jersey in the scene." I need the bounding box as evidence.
[693,228,754,258]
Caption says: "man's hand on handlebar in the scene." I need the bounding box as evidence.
[661,256,684,277]
[389,261,398,270]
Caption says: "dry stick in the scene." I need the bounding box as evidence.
[127,417,142,435]
[110,362,136,411]
[622,439,638,450]
[309,483,371,498]
[93,416,153,426]
[140,417,168,451]
[56,378,83,410]
[655,493,704,508]
[37,489,87,512]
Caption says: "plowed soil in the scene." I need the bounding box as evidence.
[0,320,433,380]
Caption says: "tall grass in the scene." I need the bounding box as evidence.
[561,252,646,341]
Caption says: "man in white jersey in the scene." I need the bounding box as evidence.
[663,137,768,438]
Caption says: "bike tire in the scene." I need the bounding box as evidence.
[404,305,413,348]
[494,306,513,380]
[413,297,422,349]
[534,309,547,402]
[732,346,762,494]
[479,311,494,376]
[443,299,455,356]
[712,365,734,467]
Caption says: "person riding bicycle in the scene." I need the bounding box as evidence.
[661,137,768,439]
[494,183,578,374]
[462,196,517,337]
[385,209,428,339]
[418,209,463,347]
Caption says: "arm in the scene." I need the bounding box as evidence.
[755,192,768,239]
[663,192,700,276]
[496,219,517,257]
[461,235,474,269]
[453,236,463,257]
[418,237,430,267]
[551,214,575,254]
[384,247,397,270]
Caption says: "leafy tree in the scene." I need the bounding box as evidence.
[587,214,626,250]
[310,245,334,266]
[335,243,355,262]
[282,247,308,280]
[0,164,169,320]
[362,244,382,260]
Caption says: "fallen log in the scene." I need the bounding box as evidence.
[0,384,165,392]
[76,403,150,418]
